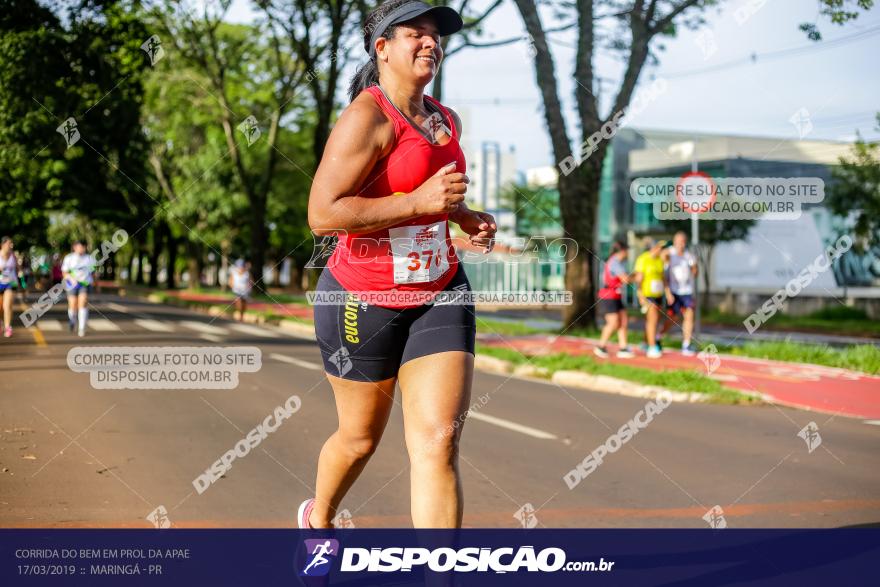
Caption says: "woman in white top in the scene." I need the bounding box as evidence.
[228,259,253,322]
[61,240,97,337]
[0,236,19,338]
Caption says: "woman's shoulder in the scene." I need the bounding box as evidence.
[338,89,397,150]
[349,90,397,130]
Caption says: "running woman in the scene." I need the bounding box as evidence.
[0,236,18,338]
[228,259,253,322]
[594,241,635,359]
[634,238,668,358]
[660,231,698,355]
[299,0,495,529]
[61,240,97,337]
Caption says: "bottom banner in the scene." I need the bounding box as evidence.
[2,529,878,586]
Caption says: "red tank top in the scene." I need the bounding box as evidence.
[326,85,465,309]
[598,258,624,300]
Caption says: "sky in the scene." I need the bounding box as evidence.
[225,0,880,172]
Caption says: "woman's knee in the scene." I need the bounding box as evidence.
[336,430,381,460]
[411,427,460,466]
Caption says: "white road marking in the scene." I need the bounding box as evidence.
[88,319,121,332]
[104,302,129,313]
[199,334,224,343]
[269,353,322,371]
[468,412,558,440]
[37,320,64,331]
[230,323,281,338]
[180,321,228,335]
[864,420,880,426]
[134,319,175,333]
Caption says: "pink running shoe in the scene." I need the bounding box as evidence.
[3,326,11,338]
[297,498,316,529]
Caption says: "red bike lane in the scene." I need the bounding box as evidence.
[478,334,880,420]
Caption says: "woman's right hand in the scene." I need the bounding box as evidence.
[411,162,468,215]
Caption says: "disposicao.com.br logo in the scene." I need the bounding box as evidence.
[299,541,614,575]
[300,539,339,577]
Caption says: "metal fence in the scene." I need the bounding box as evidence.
[460,257,566,292]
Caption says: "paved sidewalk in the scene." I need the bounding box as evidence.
[478,334,880,421]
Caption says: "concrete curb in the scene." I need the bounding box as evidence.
[474,355,711,403]
[551,370,708,403]
[277,320,317,340]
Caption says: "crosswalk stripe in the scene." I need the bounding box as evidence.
[134,319,175,333]
[104,302,129,313]
[88,319,121,332]
[230,323,281,338]
[269,353,322,371]
[180,321,228,335]
[37,320,64,331]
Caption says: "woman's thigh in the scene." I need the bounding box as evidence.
[397,351,473,458]
[325,373,397,441]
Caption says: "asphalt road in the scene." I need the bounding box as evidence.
[1,294,878,529]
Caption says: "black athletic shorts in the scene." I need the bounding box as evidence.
[644,296,664,309]
[313,265,476,382]
[598,297,625,315]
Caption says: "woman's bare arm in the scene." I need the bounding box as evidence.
[309,95,468,236]
[308,95,418,236]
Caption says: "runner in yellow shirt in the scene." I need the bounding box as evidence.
[634,238,668,358]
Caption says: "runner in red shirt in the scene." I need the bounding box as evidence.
[298,0,496,530]
[594,241,636,358]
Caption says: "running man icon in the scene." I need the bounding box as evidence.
[301,539,339,577]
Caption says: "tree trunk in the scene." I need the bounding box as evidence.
[135,245,145,285]
[220,241,230,291]
[559,164,600,329]
[249,197,267,293]
[186,240,203,290]
[166,230,177,290]
[126,250,135,284]
[149,223,163,288]
[313,95,332,167]
[288,262,303,293]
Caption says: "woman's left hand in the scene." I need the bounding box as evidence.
[454,209,497,253]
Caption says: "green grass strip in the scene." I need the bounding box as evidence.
[724,341,880,375]
[476,344,754,404]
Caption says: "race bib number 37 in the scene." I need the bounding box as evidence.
[388,221,450,284]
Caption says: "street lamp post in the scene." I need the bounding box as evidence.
[690,139,701,342]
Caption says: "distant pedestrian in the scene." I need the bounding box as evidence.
[594,241,635,358]
[634,238,668,358]
[229,259,253,322]
[0,236,19,338]
[660,231,698,355]
[62,240,97,337]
